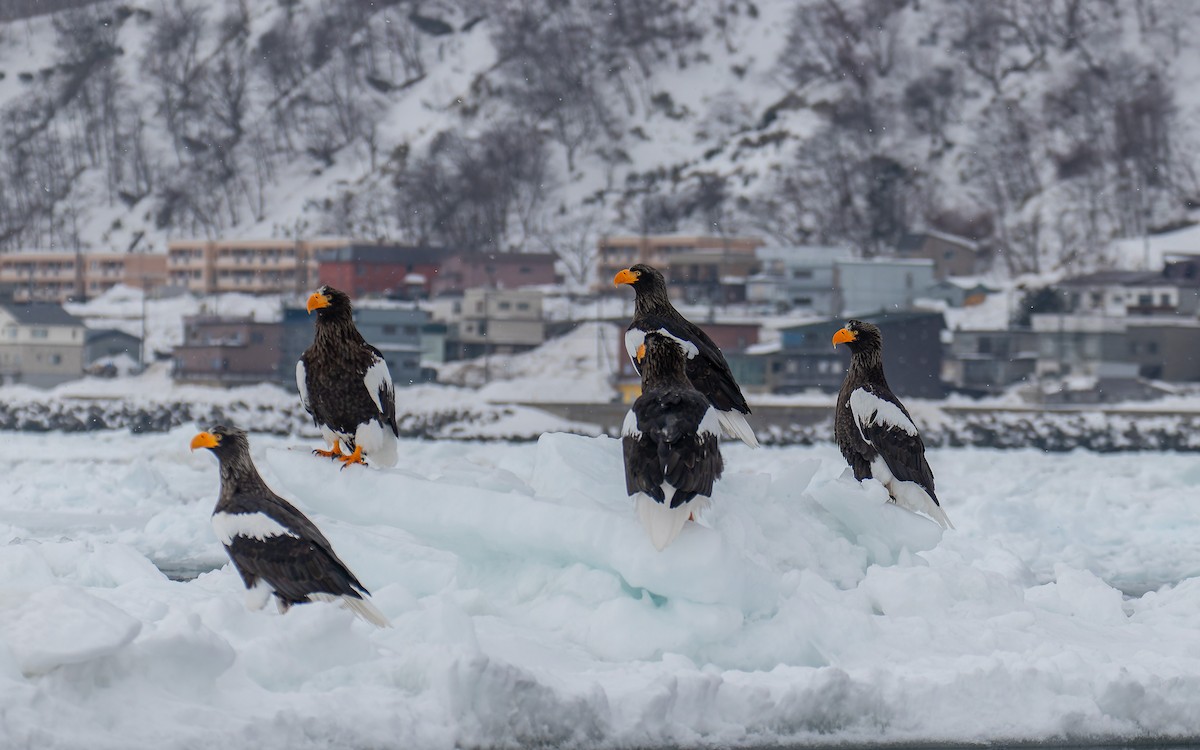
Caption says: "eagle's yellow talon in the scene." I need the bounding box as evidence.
[337,444,367,469]
[312,440,342,459]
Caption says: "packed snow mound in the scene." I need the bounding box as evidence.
[3,430,1200,747]
[436,322,622,403]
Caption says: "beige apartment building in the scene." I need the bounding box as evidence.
[595,234,763,291]
[168,238,352,296]
[0,251,167,302]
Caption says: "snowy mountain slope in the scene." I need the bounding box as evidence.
[3,0,1200,279]
[3,429,1200,746]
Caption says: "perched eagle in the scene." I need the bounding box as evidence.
[190,425,390,627]
[614,264,758,447]
[622,332,725,550]
[298,285,399,468]
[832,320,952,529]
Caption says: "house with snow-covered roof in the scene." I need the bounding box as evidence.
[0,291,86,387]
[1055,267,1200,317]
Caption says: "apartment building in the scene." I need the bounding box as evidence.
[0,250,167,302]
[596,235,762,290]
[167,238,351,296]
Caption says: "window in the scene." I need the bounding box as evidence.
[792,269,813,279]
[978,338,992,354]
[30,328,47,339]
[50,353,61,365]
[498,301,512,310]
[1148,341,1159,355]
[1138,294,1153,307]
[403,326,418,336]
[516,302,530,311]
[382,325,397,335]
[1161,294,1171,306]
[250,332,264,344]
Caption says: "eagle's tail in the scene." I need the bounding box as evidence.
[309,592,392,628]
[635,493,711,550]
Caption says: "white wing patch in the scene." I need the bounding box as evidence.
[622,409,642,439]
[362,357,394,416]
[697,407,721,438]
[848,388,918,437]
[296,360,310,412]
[625,326,701,363]
[211,512,298,546]
[624,328,645,363]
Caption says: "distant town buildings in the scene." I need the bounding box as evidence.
[167,238,351,296]
[173,315,285,386]
[316,244,444,300]
[595,235,762,295]
[453,288,545,359]
[432,252,560,296]
[0,250,166,303]
[0,291,87,387]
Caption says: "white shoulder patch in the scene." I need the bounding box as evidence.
[212,511,298,546]
[697,407,721,438]
[849,388,918,437]
[296,360,310,411]
[622,409,642,439]
[624,328,645,364]
[363,356,394,415]
[655,328,700,359]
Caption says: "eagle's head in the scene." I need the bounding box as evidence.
[613,264,666,294]
[306,285,353,320]
[832,319,882,354]
[190,424,250,460]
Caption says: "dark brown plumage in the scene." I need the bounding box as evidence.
[190,425,389,626]
[298,285,399,468]
[622,333,724,550]
[614,263,758,447]
[832,320,952,528]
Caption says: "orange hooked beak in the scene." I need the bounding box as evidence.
[306,292,331,313]
[636,343,646,361]
[613,268,639,287]
[832,328,856,348]
[190,431,219,451]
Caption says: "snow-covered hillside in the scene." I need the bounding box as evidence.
[3,429,1200,747]
[2,0,1199,278]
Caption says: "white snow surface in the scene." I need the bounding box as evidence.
[1,431,1200,746]
[436,322,621,404]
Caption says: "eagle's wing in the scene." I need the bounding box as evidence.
[622,408,664,502]
[657,402,724,507]
[848,385,936,493]
[296,358,313,418]
[362,345,399,436]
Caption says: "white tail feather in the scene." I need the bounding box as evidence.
[888,479,954,530]
[355,420,399,468]
[308,592,392,628]
[717,410,759,448]
[635,494,696,551]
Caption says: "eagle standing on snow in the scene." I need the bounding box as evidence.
[298,285,399,468]
[614,264,758,447]
[832,320,952,529]
[190,425,390,627]
[622,332,725,550]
